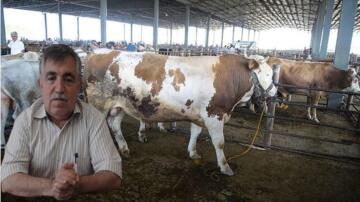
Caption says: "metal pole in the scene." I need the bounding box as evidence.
[253,30,256,41]
[319,0,334,59]
[44,13,48,41]
[100,0,107,44]
[130,19,133,43]
[140,25,143,42]
[184,5,190,49]
[195,26,198,46]
[247,29,250,41]
[170,22,173,46]
[153,0,159,50]
[313,1,326,58]
[232,25,235,43]
[220,22,224,47]
[123,23,126,41]
[58,2,63,42]
[264,64,281,147]
[76,16,79,41]
[328,0,357,109]
[205,15,210,48]
[1,2,6,46]
[241,27,244,41]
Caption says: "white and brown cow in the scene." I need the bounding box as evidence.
[87,51,277,175]
[266,57,360,122]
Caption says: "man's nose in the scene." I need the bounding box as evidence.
[55,79,65,92]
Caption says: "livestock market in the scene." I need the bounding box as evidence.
[1,0,360,201]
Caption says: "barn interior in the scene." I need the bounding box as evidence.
[1,0,360,201]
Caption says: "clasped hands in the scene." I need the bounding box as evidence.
[50,163,80,200]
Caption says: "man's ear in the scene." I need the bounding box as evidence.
[248,59,259,70]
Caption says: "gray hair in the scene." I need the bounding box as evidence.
[39,44,82,79]
[10,31,18,36]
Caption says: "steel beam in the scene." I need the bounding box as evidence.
[220,22,224,47]
[153,0,159,50]
[58,2,63,42]
[329,0,357,109]
[76,16,79,41]
[205,15,210,48]
[170,22,173,45]
[184,5,190,49]
[313,1,326,58]
[100,0,107,44]
[232,25,235,43]
[195,26,198,46]
[241,27,243,41]
[319,0,334,59]
[44,13,48,41]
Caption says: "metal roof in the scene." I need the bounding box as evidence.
[2,0,360,31]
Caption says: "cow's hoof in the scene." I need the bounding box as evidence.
[121,149,130,158]
[221,165,234,176]
[159,127,167,133]
[138,135,148,143]
[314,118,320,123]
[189,152,201,159]
[167,127,176,133]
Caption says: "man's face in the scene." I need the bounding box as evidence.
[11,35,17,41]
[39,56,80,122]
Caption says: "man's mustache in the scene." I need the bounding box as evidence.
[51,93,68,101]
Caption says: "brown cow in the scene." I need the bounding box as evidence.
[266,57,360,122]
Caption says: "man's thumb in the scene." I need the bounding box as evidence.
[62,163,74,169]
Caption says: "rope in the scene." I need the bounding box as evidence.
[226,100,267,162]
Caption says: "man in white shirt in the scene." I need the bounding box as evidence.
[8,31,25,55]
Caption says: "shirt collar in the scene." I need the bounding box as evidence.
[33,99,82,119]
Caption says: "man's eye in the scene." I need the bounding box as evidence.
[65,77,75,83]
[47,76,56,81]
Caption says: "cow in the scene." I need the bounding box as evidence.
[266,57,360,122]
[1,53,40,147]
[86,51,277,175]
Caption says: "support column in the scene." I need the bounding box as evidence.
[130,18,133,43]
[1,2,6,46]
[140,25,143,42]
[247,29,250,41]
[195,26,198,46]
[184,5,190,49]
[76,16,79,41]
[241,27,244,41]
[329,0,357,108]
[153,0,159,50]
[123,23,126,41]
[58,2,63,42]
[44,13,48,41]
[232,25,235,43]
[220,22,224,47]
[170,22,173,46]
[100,0,107,44]
[253,30,256,41]
[312,1,326,58]
[319,0,335,59]
[205,15,210,48]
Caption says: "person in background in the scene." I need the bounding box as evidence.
[1,44,122,200]
[8,31,25,55]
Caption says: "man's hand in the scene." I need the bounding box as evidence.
[50,163,79,200]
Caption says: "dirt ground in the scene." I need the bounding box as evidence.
[2,97,360,202]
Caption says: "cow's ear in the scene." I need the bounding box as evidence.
[248,59,259,69]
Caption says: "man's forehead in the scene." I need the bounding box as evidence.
[43,57,77,73]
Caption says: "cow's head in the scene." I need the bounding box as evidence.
[247,55,277,97]
[345,67,360,92]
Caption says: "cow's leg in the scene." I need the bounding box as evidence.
[188,123,202,159]
[312,95,321,123]
[306,96,313,120]
[1,91,11,148]
[168,122,177,133]
[138,120,148,143]
[107,107,130,157]
[157,122,167,132]
[204,118,234,176]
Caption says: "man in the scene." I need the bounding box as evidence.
[8,31,25,55]
[1,44,122,200]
